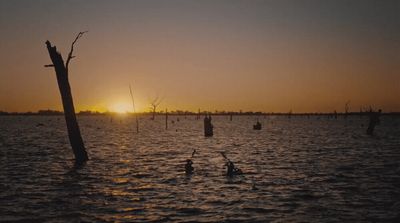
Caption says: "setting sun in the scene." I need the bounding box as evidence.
[109,102,131,114]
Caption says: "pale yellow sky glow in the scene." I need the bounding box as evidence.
[0,1,399,113]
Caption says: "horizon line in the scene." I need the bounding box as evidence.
[1,109,398,116]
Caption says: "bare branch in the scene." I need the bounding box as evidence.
[148,95,164,120]
[151,97,162,107]
[66,31,88,70]
[44,64,55,67]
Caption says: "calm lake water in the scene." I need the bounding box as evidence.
[1,115,399,222]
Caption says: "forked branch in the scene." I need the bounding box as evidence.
[66,31,88,70]
[150,96,163,108]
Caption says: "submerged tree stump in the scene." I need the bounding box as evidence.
[204,115,213,137]
[45,33,88,165]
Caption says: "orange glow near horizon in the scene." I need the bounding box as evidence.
[0,1,399,113]
[109,102,132,114]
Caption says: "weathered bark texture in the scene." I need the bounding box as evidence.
[45,38,88,165]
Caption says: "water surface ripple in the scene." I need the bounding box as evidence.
[1,115,399,222]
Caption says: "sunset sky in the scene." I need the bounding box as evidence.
[0,0,399,113]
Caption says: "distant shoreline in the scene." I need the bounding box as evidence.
[1,110,399,116]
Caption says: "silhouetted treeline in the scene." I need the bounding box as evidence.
[1,110,400,116]
[0,109,63,116]
[0,109,101,116]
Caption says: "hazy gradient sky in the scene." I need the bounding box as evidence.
[0,0,399,113]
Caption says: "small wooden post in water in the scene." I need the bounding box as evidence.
[165,108,168,130]
[196,108,200,120]
[44,32,88,165]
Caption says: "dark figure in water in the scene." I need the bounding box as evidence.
[367,109,381,135]
[253,121,262,130]
[204,115,214,137]
[185,159,194,174]
[226,160,242,177]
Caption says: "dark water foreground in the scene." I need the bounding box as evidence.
[1,115,399,222]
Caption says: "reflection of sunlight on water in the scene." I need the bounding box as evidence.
[112,177,129,184]
[106,188,133,197]
[114,167,131,175]
[0,115,399,222]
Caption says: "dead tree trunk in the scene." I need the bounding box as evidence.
[45,32,88,165]
[151,107,156,120]
[344,100,350,119]
[149,96,162,120]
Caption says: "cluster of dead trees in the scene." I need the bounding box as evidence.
[44,32,383,166]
